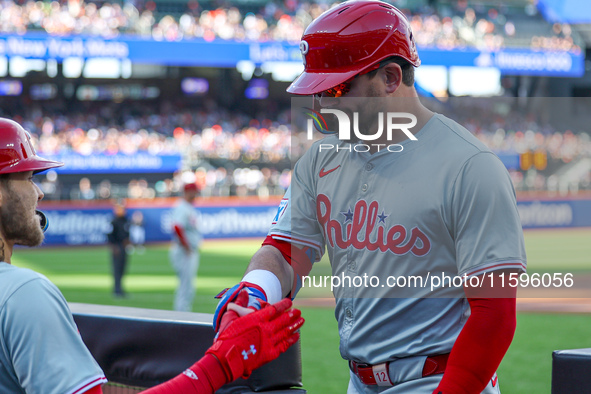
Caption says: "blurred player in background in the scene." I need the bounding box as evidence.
[0,117,304,394]
[169,182,202,311]
[129,210,146,255]
[107,201,131,298]
[214,1,527,393]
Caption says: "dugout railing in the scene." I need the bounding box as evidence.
[70,303,305,393]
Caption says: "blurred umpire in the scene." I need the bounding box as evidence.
[0,117,303,394]
[107,201,130,298]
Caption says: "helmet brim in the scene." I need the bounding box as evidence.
[287,69,359,96]
[31,158,64,174]
[0,156,64,175]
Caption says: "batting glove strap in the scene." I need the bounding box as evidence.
[208,329,259,381]
[213,282,267,333]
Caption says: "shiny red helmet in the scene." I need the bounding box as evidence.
[287,0,420,96]
[0,117,64,175]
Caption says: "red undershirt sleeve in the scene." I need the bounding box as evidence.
[141,354,228,394]
[83,385,103,394]
[434,272,517,394]
[262,235,314,297]
[173,224,189,249]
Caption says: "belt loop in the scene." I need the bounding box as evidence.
[422,354,450,377]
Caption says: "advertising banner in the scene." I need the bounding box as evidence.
[40,202,278,246]
[0,33,583,77]
[41,153,182,174]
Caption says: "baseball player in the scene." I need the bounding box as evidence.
[169,182,202,311]
[214,1,527,393]
[0,117,304,394]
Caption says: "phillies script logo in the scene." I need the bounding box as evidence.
[316,194,431,256]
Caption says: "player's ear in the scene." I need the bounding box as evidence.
[383,63,402,94]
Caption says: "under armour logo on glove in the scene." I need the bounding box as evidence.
[242,345,257,360]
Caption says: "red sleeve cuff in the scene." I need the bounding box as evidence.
[262,235,315,297]
[173,224,189,248]
[262,236,313,277]
[83,385,103,394]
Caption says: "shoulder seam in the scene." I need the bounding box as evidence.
[434,115,488,154]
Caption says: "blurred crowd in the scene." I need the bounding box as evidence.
[11,99,292,163]
[477,129,590,194]
[438,99,591,194]
[13,98,589,199]
[2,99,294,200]
[0,0,315,42]
[0,0,581,52]
[49,165,293,201]
[409,7,580,52]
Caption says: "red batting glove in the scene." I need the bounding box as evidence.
[207,298,304,381]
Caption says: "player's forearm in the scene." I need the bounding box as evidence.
[435,297,516,393]
[245,245,294,298]
[435,272,517,394]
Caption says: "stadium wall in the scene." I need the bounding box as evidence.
[38,197,282,246]
[36,195,591,247]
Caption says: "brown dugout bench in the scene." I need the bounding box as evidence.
[70,303,305,393]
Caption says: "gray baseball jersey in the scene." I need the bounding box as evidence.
[269,113,526,364]
[0,262,107,394]
[171,199,202,250]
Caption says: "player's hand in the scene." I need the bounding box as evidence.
[217,289,263,335]
[206,298,304,381]
[213,282,267,333]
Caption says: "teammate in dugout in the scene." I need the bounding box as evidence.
[213,1,527,393]
[0,117,304,394]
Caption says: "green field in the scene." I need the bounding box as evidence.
[11,229,591,393]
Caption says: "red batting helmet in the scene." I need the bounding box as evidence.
[0,117,64,174]
[287,0,420,96]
